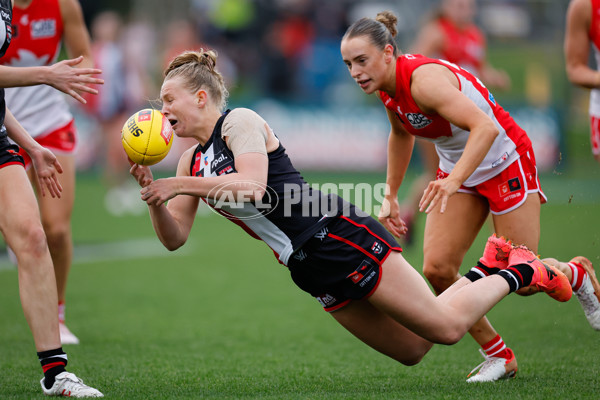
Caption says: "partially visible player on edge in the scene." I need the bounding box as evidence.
[565,0,600,164]
[340,10,600,382]
[1,0,95,346]
[400,0,511,246]
[129,49,572,380]
[0,0,102,396]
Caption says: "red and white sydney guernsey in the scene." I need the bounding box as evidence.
[0,0,72,138]
[379,54,532,187]
[589,0,600,117]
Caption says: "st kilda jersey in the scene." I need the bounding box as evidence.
[190,109,348,266]
[0,0,73,137]
[0,0,12,140]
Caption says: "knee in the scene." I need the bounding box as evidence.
[42,220,70,245]
[423,260,460,293]
[428,328,463,346]
[393,346,429,366]
[14,221,48,258]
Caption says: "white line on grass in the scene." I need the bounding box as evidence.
[0,238,190,271]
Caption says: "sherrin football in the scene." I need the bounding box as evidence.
[121,109,174,166]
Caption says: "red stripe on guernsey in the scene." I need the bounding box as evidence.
[204,199,262,241]
[327,233,381,265]
[338,215,402,252]
[42,361,66,373]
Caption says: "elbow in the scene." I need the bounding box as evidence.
[161,237,186,251]
[487,122,500,141]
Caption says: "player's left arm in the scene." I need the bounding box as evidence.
[411,64,498,213]
[565,0,598,88]
[59,0,94,69]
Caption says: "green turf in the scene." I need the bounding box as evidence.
[1,169,599,399]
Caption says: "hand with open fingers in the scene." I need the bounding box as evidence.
[46,56,104,104]
[29,146,63,198]
[139,178,179,207]
[129,160,154,188]
[378,195,408,238]
[419,178,460,214]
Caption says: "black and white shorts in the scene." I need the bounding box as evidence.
[287,213,402,312]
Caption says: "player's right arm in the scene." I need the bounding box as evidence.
[565,0,599,88]
[129,147,199,250]
[378,106,414,237]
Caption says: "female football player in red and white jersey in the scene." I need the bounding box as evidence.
[340,10,600,382]
[0,0,96,345]
[400,0,511,247]
[565,0,600,164]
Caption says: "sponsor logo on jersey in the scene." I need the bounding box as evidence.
[210,151,232,174]
[348,260,377,288]
[314,227,329,241]
[498,177,522,197]
[488,91,496,106]
[293,249,307,262]
[30,19,56,39]
[406,113,433,129]
[492,152,509,168]
[371,241,383,255]
[316,293,338,308]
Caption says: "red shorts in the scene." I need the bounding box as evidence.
[590,115,600,156]
[19,119,77,168]
[437,150,547,215]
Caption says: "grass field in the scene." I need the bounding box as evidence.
[1,165,599,399]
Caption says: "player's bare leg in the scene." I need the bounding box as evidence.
[423,192,517,381]
[29,154,78,344]
[0,165,61,349]
[331,252,512,365]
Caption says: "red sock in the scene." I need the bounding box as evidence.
[482,334,512,361]
[58,301,66,324]
[568,262,587,292]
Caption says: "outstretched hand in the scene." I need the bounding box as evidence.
[47,56,104,104]
[30,147,63,198]
[378,195,408,238]
[419,177,460,214]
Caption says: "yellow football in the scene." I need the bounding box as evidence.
[121,109,174,166]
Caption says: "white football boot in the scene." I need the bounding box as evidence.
[466,349,517,383]
[571,256,600,330]
[59,322,80,345]
[41,372,103,397]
